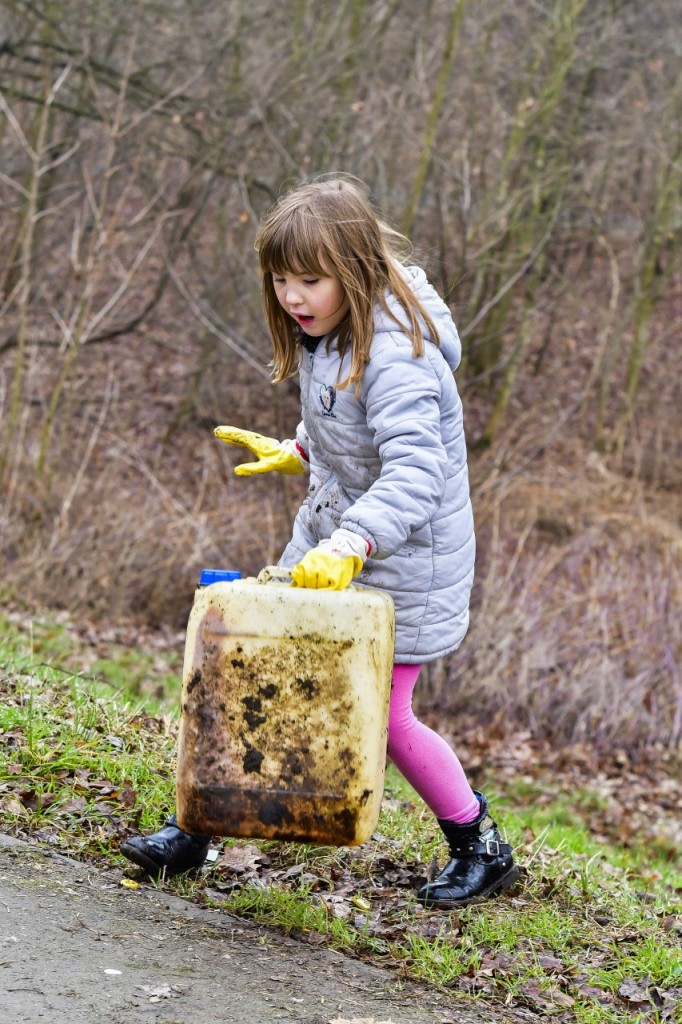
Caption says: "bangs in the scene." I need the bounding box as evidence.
[256,205,331,277]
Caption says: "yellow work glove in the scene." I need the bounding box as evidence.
[214,425,306,476]
[291,529,370,590]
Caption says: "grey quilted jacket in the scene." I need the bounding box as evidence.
[278,265,475,663]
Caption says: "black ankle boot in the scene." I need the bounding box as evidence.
[120,814,212,876]
[417,794,519,909]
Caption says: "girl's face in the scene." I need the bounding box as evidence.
[272,271,349,337]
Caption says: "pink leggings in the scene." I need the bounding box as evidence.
[387,663,480,824]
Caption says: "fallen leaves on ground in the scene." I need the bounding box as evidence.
[2,676,681,1023]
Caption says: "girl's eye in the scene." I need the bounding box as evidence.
[303,278,318,286]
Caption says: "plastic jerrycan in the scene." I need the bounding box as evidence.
[176,566,396,846]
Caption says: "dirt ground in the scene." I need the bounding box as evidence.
[0,833,538,1024]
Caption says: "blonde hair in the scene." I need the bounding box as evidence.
[254,176,440,390]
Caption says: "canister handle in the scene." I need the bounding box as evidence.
[256,565,293,585]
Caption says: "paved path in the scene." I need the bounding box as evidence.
[0,834,531,1024]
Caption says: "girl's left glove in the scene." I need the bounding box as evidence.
[291,529,370,591]
[214,425,308,476]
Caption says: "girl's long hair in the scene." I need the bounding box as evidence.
[254,176,440,391]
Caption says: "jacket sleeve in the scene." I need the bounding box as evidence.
[339,336,448,558]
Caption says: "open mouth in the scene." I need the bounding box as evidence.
[294,314,314,325]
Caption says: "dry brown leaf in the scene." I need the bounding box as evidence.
[0,795,29,817]
[216,843,269,873]
[618,978,652,1005]
[328,1018,397,1024]
[136,983,187,1002]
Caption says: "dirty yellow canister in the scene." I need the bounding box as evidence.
[175,567,396,846]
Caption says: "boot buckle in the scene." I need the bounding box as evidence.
[485,838,501,856]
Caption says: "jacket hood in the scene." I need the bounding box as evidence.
[375,264,462,372]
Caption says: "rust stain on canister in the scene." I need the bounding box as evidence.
[176,621,375,845]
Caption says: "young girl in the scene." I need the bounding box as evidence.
[121,176,518,908]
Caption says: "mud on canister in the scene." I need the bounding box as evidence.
[175,568,396,846]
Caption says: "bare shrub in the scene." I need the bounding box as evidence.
[419,444,682,752]
[1,0,680,752]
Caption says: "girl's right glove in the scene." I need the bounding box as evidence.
[214,425,308,476]
[291,529,370,590]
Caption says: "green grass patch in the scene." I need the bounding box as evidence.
[1,621,680,1023]
[0,609,183,712]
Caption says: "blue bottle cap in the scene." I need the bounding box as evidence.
[198,569,242,587]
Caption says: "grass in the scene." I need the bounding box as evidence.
[0,607,183,712]
[0,613,681,1023]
